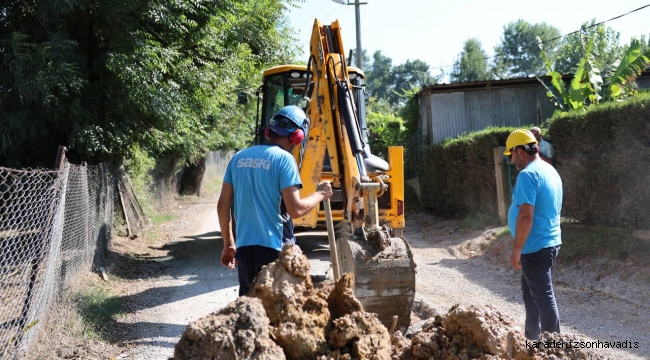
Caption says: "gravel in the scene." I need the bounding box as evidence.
[406,212,650,360]
[113,204,650,360]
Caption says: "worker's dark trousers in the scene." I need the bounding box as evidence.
[520,245,561,340]
[235,245,280,297]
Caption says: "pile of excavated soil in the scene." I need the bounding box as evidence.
[173,244,604,360]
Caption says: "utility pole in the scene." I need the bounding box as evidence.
[354,0,363,69]
[332,0,367,69]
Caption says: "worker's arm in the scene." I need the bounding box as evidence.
[510,203,534,270]
[282,181,333,219]
[217,182,236,269]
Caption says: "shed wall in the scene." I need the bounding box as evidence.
[421,84,556,144]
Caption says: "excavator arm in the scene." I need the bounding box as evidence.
[252,19,413,330]
[296,19,415,330]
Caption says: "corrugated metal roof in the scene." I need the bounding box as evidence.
[420,75,570,94]
[419,70,650,95]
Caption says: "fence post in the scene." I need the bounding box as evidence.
[493,146,508,225]
[16,146,67,346]
[54,146,67,171]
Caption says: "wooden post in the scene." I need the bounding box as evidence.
[323,198,341,281]
[54,146,67,170]
[493,146,508,225]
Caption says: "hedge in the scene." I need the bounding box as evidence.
[418,93,650,228]
[419,127,518,217]
[548,93,650,228]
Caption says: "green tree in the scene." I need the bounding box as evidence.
[366,52,440,108]
[553,20,623,75]
[638,34,650,53]
[493,19,561,78]
[0,0,300,167]
[389,59,439,106]
[450,38,490,83]
[365,50,393,101]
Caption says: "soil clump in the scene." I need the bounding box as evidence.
[173,244,604,360]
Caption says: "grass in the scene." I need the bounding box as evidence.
[494,226,511,238]
[200,176,223,197]
[459,212,500,230]
[559,224,650,266]
[150,212,178,225]
[25,276,125,359]
[70,280,125,340]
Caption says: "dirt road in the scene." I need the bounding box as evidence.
[405,212,650,360]
[114,200,650,360]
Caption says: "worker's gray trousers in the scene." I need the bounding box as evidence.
[520,245,561,340]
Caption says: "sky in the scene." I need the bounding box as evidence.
[286,0,650,82]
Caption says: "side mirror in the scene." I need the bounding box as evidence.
[237,91,248,105]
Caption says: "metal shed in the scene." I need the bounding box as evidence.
[417,70,650,145]
[418,77,557,145]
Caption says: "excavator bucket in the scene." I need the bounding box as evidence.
[335,228,416,330]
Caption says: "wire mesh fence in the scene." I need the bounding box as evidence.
[0,160,114,359]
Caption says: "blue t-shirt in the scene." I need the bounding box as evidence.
[508,159,563,254]
[223,144,302,251]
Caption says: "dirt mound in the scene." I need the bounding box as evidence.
[248,244,331,359]
[174,244,604,360]
[402,305,605,360]
[173,296,285,360]
[326,311,392,360]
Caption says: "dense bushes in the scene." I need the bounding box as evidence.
[418,93,650,228]
[548,93,650,227]
[366,111,407,159]
[419,127,516,217]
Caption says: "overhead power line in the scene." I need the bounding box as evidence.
[293,1,334,30]
[430,3,650,71]
[291,0,320,19]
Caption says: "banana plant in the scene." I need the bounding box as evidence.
[604,39,650,101]
[537,35,650,111]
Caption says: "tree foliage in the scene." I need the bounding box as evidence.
[363,53,434,175]
[365,50,394,103]
[0,0,300,167]
[450,38,489,83]
[493,19,561,78]
[553,20,623,75]
[538,37,650,111]
[390,59,438,105]
[366,109,406,159]
[365,51,440,108]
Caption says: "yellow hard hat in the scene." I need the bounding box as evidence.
[503,129,538,155]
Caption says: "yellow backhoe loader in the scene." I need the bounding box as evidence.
[253,19,415,329]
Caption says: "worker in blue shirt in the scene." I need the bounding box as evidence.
[217,105,333,296]
[504,129,563,340]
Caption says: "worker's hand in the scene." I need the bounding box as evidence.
[510,249,522,270]
[316,181,334,200]
[221,246,237,270]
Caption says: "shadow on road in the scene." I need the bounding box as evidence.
[111,228,337,345]
[111,230,239,344]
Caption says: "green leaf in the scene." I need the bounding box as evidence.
[606,39,650,100]
[536,75,566,111]
[568,57,588,109]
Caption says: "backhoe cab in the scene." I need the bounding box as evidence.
[254,19,415,330]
